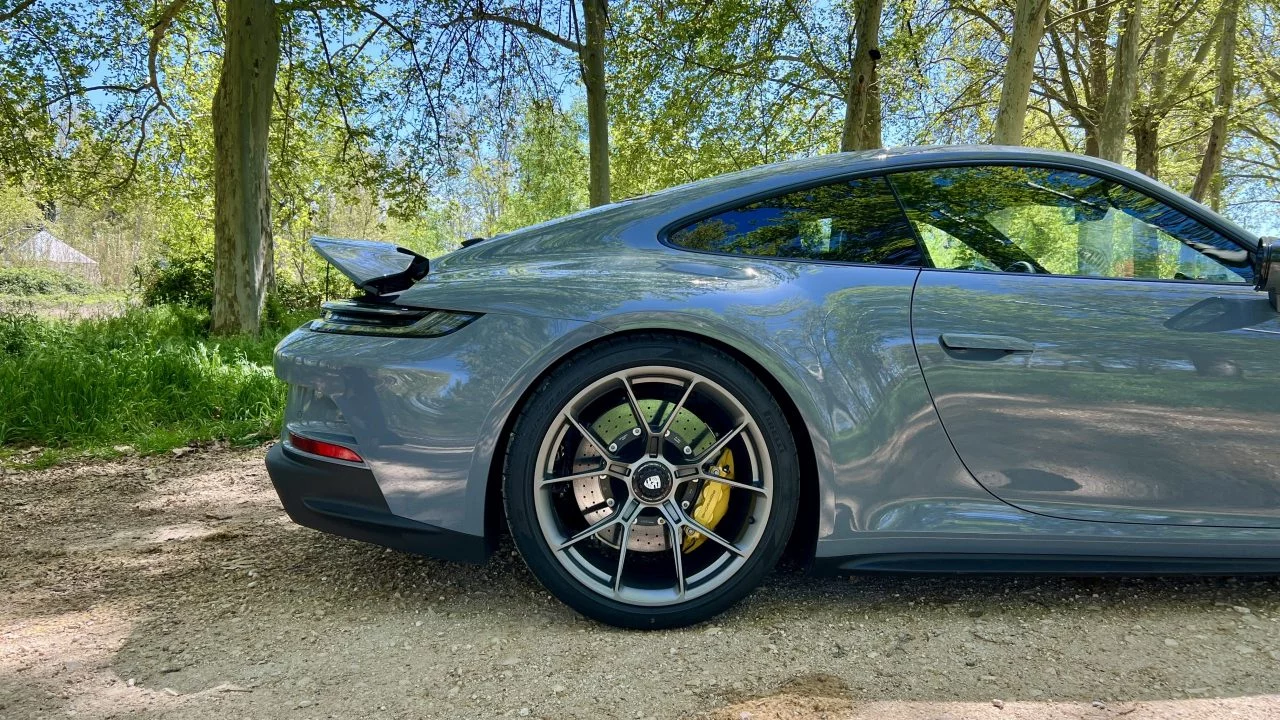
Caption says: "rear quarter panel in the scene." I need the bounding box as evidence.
[399,209,989,546]
[274,314,610,536]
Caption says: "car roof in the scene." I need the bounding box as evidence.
[482,146,1084,238]
[449,145,1257,264]
[621,144,1257,246]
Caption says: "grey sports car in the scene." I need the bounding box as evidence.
[266,146,1280,629]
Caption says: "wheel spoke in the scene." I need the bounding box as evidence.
[679,508,745,557]
[618,375,650,434]
[555,509,625,552]
[695,472,769,497]
[537,467,623,489]
[668,518,685,598]
[613,511,635,595]
[656,503,688,597]
[696,421,748,463]
[657,378,698,436]
[564,412,614,460]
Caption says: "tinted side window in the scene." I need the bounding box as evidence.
[669,176,921,266]
[888,165,1253,284]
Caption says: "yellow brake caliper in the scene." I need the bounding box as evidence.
[682,448,733,553]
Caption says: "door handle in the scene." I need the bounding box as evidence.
[939,333,1035,353]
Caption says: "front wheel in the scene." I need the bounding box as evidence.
[503,335,799,629]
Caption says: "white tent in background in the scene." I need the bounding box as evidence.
[2,229,100,284]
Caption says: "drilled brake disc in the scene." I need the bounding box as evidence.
[570,399,732,553]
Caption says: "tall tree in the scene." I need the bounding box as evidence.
[1097,0,1143,162]
[582,0,610,204]
[500,100,589,231]
[610,0,898,177]
[607,1,829,196]
[1191,0,1239,203]
[455,1,613,206]
[1131,0,1222,179]
[993,0,1050,145]
[0,1,473,334]
[211,0,279,334]
[842,0,884,151]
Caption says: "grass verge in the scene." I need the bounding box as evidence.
[0,304,313,467]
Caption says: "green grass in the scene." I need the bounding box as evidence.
[0,266,93,296]
[0,304,314,466]
[0,290,132,316]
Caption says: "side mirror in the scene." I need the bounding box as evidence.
[1255,237,1280,310]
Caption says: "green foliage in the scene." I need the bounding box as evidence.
[498,101,591,232]
[0,267,92,296]
[0,182,42,232]
[140,253,215,309]
[265,271,353,324]
[140,251,352,319]
[608,0,844,199]
[0,305,310,455]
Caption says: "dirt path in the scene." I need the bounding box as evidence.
[4,447,1280,719]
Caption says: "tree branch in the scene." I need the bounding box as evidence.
[39,83,149,109]
[630,31,842,101]
[0,0,38,22]
[1046,0,1127,30]
[1154,4,1224,114]
[954,2,1006,39]
[1225,154,1280,173]
[310,8,358,159]
[1221,173,1280,183]
[147,0,191,120]
[781,0,845,83]
[451,10,583,54]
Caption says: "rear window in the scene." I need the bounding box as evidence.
[668,176,921,266]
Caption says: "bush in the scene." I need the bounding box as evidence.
[0,304,300,453]
[140,253,215,309]
[141,252,346,318]
[0,266,92,296]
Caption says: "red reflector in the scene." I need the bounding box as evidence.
[288,433,363,463]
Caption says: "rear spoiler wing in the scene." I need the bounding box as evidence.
[310,236,429,296]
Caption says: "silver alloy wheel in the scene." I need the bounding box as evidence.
[532,366,774,607]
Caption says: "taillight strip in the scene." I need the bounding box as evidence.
[288,432,364,463]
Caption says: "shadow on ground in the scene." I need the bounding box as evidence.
[3,448,1280,719]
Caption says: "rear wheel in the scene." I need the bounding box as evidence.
[503,335,799,628]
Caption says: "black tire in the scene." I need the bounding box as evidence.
[503,334,800,629]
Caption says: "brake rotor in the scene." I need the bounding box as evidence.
[569,399,733,554]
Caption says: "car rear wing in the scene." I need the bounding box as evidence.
[310,236,429,297]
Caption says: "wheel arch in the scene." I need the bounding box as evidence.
[485,327,823,566]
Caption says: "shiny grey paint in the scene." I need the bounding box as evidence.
[276,315,608,533]
[273,145,1280,563]
[913,272,1280,528]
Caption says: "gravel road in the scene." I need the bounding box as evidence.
[4,446,1280,719]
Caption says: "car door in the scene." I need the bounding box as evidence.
[891,163,1280,528]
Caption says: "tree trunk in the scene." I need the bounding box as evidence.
[1133,114,1159,178]
[1132,1,1167,179]
[993,0,1050,145]
[1191,0,1238,203]
[1082,1,1112,157]
[841,0,884,151]
[211,0,279,336]
[1097,0,1142,163]
[581,0,610,206]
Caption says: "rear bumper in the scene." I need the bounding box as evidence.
[265,443,490,564]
